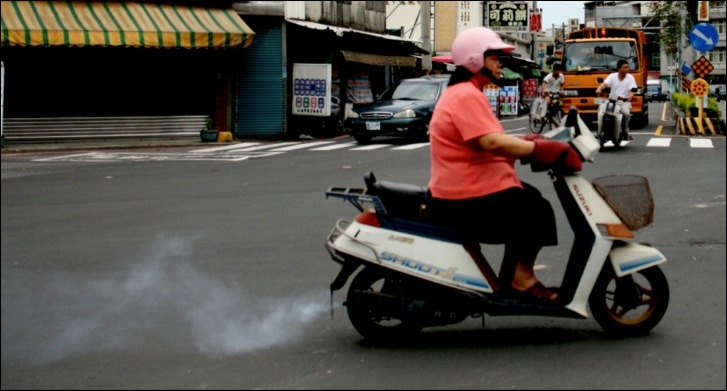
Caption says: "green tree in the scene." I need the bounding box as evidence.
[647,2,695,56]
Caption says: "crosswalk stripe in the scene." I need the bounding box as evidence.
[310,142,358,151]
[350,144,392,150]
[233,142,300,152]
[647,138,671,147]
[191,142,260,153]
[270,141,336,151]
[690,139,714,148]
[392,142,430,150]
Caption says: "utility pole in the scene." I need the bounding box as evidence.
[421,1,432,72]
[531,1,538,62]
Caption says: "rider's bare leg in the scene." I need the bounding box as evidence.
[500,245,558,300]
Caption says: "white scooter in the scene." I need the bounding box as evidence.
[324,107,669,341]
[596,81,636,149]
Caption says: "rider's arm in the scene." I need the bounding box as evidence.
[627,77,637,100]
[595,81,609,95]
[541,74,551,96]
[476,132,535,159]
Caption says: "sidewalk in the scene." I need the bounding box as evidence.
[1,132,351,155]
[1,138,211,155]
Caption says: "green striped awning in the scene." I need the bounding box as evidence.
[501,67,522,80]
[1,1,254,48]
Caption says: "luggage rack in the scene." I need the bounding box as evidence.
[325,187,388,214]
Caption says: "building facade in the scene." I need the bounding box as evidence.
[1,1,426,141]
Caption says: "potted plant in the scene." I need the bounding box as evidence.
[200,118,218,142]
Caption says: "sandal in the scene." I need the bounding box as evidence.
[509,281,559,303]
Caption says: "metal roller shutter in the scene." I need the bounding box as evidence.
[234,21,284,137]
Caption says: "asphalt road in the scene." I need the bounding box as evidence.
[1,106,725,389]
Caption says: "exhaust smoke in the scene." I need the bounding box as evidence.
[2,234,330,364]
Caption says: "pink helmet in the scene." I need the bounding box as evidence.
[451,27,515,73]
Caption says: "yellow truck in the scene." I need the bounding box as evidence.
[558,27,649,128]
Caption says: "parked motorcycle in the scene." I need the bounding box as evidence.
[324,107,669,341]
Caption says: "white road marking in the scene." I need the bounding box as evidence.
[270,141,336,151]
[647,138,671,147]
[392,143,430,150]
[33,153,97,161]
[350,144,392,150]
[690,139,714,148]
[191,142,260,153]
[232,142,300,151]
[310,142,358,151]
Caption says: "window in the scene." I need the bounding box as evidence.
[713,20,725,35]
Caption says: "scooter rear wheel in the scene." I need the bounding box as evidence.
[589,264,669,336]
[346,266,423,341]
[601,115,615,148]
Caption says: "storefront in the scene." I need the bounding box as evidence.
[0,1,254,133]
[283,20,426,137]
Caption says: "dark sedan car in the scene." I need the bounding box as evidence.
[344,75,450,144]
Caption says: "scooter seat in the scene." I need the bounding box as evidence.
[364,172,428,220]
[375,180,428,199]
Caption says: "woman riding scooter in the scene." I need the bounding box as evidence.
[426,27,582,303]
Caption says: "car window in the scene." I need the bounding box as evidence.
[390,82,440,101]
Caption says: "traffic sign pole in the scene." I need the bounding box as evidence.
[691,78,709,135]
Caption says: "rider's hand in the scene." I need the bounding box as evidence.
[518,134,545,142]
[525,140,583,173]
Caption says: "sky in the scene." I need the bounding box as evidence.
[537,1,588,32]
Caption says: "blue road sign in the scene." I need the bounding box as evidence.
[681,63,692,76]
[690,23,719,52]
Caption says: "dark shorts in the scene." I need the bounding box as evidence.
[426,182,558,247]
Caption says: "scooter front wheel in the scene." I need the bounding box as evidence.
[346,266,423,341]
[589,264,669,336]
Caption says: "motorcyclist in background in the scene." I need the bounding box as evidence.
[595,60,636,140]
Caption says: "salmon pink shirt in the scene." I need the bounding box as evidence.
[428,80,523,199]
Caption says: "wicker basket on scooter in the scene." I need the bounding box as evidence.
[592,175,654,231]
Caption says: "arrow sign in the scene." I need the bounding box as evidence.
[690,23,719,52]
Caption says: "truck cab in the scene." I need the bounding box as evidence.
[557,28,649,129]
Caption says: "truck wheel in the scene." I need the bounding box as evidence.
[631,113,649,129]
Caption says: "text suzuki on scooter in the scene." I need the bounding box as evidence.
[324,108,669,342]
